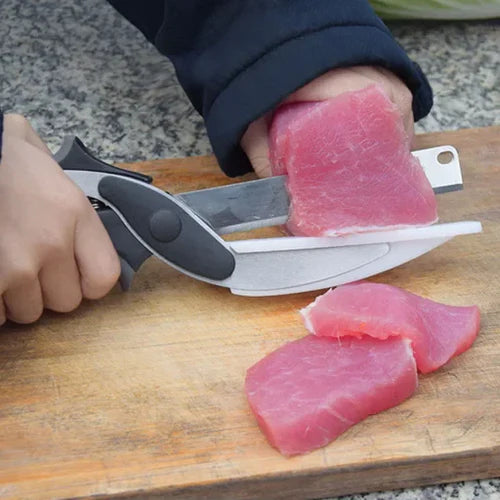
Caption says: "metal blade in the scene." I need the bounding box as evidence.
[177,176,288,234]
[225,241,391,296]
[218,221,482,296]
[413,146,463,194]
[177,145,464,234]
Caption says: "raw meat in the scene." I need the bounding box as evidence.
[301,282,480,374]
[269,85,438,236]
[245,335,417,456]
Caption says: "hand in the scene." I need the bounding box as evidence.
[241,66,415,177]
[0,114,120,326]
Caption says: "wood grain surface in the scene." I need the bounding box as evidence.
[0,126,498,499]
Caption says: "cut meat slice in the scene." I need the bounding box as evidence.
[245,335,417,457]
[301,282,480,374]
[269,85,438,236]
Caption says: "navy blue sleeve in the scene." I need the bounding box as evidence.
[108,0,433,177]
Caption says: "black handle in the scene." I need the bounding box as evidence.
[98,176,236,281]
[98,208,152,290]
[55,136,152,184]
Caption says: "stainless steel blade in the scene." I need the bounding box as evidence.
[177,176,289,234]
[177,145,464,234]
[413,146,463,194]
[219,221,482,296]
[223,241,391,295]
[228,238,449,296]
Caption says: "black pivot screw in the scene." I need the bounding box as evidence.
[149,210,182,243]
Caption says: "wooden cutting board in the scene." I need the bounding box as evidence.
[0,126,498,500]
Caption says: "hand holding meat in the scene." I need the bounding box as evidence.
[241,66,415,178]
[0,114,120,326]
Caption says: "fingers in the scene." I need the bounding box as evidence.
[285,66,415,146]
[366,67,415,143]
[74,206,121,300]
[0,245,44,324]
[241,115,273,178]
[39,254,83,313]
[3,279,44,324]
[284,67,373,103]
[0,116,118,328]
[242,66,417,178]
[4,113,52,155]
[0,213,114,323]
[0,258,83,323]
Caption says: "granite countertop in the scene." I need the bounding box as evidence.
[1,1,499,499]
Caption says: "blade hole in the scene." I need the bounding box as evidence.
[437,151,454,165]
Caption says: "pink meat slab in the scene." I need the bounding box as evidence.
[301,282,480,374]
[245,335,417,457]
[269,85,438,236]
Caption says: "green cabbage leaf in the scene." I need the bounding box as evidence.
[370,0,500,19]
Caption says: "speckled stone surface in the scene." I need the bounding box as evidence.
[0,1,499,499]
[334,480,500,500]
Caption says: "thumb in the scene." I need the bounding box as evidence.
[240,113,273,178]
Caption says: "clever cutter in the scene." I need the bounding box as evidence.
[54,137,482,296]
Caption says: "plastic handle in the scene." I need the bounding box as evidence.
[98,176,236,281]
[54,136,152,184]
[98,208,152,290]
